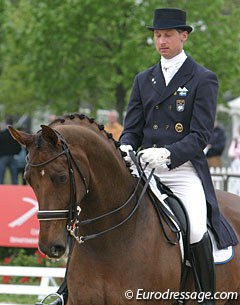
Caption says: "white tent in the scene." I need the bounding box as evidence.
[228,96,240,112]
[227,96,240,137]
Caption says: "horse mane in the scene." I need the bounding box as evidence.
[47,113,131,168]
[48,113,120,147]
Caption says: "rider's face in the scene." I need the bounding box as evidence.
[154,29,188,59]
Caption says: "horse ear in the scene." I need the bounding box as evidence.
[8,126,34,147]
[41,125,61,147]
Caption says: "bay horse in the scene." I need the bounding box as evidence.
[9,114,240,305]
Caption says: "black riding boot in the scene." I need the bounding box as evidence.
[190,232,216,305]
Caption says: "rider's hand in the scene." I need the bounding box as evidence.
[139,147,171,169]
[120,145,134,163]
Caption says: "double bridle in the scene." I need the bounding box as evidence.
[27,129,153,244]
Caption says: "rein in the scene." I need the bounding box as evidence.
[27,129,153,244]
[75,168,154,243]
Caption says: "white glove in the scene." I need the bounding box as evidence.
[120,145,134,163]
[139,147,171,169]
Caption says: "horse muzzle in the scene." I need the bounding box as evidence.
[39,242,67,259]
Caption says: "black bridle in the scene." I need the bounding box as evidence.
[27,130,88,232]
[27,129,153,244]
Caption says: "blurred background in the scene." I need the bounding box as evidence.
[0,0,239,130]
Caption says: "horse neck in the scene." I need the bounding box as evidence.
[65,129,160,254]
[56,124,153,248]
[78,173,156,255]
[79,179,153,252]
[73,135,145,245]
[82,141,135,215]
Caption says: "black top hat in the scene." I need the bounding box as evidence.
[147,8,193,33]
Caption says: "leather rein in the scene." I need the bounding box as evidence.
[27,129,154,244]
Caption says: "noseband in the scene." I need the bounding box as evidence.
[27,129,153,244]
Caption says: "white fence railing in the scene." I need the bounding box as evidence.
[0,266,65,297]
[210,166,240,195]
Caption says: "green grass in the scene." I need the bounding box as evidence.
[0,293,62,304]
[0,294,37,304]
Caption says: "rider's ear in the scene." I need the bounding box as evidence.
[41,125,61,147]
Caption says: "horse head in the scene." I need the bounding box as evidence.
[9,124,79,258]
[8,114,132,259]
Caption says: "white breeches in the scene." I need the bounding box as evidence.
[133,161,207,244]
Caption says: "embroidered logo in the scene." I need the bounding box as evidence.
[176,100,185,112]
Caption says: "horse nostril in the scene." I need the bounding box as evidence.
[38,243,47,256]
[49,245,66,258]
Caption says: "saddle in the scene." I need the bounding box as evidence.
[148,175,191,261]
[149,175,234,265]
[128,150,191,260]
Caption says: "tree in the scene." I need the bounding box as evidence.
[0,0,36,116]
[0,0,239,120]
[183,0,240,103]
[1,0,156,120]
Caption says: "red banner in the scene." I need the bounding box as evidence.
[0,185,39,248]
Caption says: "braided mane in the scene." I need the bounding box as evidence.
[48,113,121,149]
[47,113,132,169]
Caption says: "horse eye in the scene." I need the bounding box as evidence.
[54,174,67,185]
[59,175,67,183]
[50,174,67,186]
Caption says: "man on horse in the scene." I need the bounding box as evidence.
[120,7,238,305]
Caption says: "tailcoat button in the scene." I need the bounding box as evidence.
[175,123,184,133]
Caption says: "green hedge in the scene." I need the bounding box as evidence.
[0,247,66,285]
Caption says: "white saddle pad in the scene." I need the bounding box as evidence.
[179,230,234,266]
[209,230,234,264]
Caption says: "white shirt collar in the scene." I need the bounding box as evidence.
[161,50,187,70]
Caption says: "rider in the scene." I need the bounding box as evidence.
[120,8,238,305]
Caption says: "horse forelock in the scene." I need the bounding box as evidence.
[36,132,43,149]
[29,132,57,160]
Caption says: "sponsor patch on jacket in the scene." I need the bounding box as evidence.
[176,100,185,112]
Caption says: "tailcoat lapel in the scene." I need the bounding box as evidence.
[148,63,166,96]
[149,57,195,105]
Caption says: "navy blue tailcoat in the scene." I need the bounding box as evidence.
[120,56,238,249]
